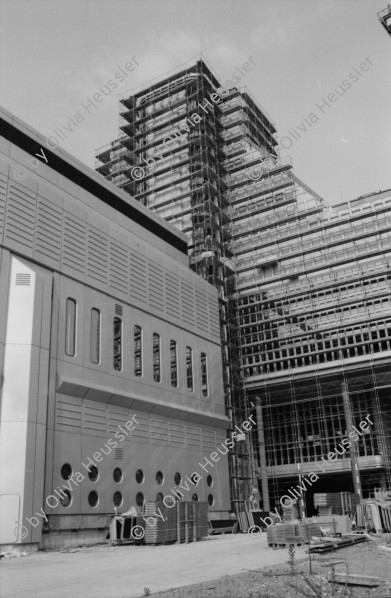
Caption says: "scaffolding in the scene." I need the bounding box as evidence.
[95,57,391,514]
[95,58,257,512]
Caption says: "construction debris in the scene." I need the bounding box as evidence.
[328,572,382,587]
[357,491,391,532]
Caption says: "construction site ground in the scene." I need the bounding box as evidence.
[1,533,305,598]
[1,533,390,598]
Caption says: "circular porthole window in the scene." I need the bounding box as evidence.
[88,465,99,482]
[192,493,198,502]
[207,475,213,487]
[113,491,123,508]
[156,492,164,502]
[61,463,72,480]
[88,491,99,508]
[156,471,164,485]
[208,494,214,506]
[174,472,181,486]
[190,473,199,486]
[60,490,72,508]
[136,492,144,508]
[113,467,122,483]
[135,469,144,484]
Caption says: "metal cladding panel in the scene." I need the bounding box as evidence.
[148,262,164,312]
[87,227,109,288]
[129,250,148,303]
[35,196,62,267]
[164,271,180,318]
[109,240,129,295]
[4,181,36,253]
[0,171,6,243]
[62,214,87,274]
[180,279,195,326]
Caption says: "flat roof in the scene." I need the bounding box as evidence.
[0,106,188,255]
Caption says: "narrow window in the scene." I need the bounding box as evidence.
[170,340,178,387]
[65,298,76,356]
[90,308,100,364]
[186,346,193,391]
[201,352,208,396]
[134,326,142,376]
[113,317,122,371]
[153,333,161,382]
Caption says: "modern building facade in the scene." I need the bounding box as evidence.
[233,176,391,510]
[96,58,391,513]
[0,106,230,550]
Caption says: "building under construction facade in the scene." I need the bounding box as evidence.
[95,58,391,514]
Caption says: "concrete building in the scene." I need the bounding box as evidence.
[0,106,230,550]
[96,58,391,513]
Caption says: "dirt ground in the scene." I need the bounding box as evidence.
[0,533,307,598]
[148,536,391,598]
[1,534,389,598]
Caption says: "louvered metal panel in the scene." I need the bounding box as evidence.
[185,426,201,447]
[15,273,31,286]
[0,172,7,243]
[195,289,209,333]
[55,397,82,431]
[180,280,195,326]
[164,272,180,318]
[114,448,123,460]
[62,214,87,274]
[148,262,164,311]
[35,197,62,265]
[129,250,147,302]
[168,423,185,446]
[87,227,109,286]
[83,404,107,432]
[4,182,36,251]
[109,241,129,295]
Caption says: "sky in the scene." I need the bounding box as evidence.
[1,0,390,205]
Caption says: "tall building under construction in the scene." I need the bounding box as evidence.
[95,58,391,513]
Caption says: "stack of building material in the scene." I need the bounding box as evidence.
[358,500,391,532]
[314,492,359,517]
[266,524,287,546]
[314,493,332,516]
[237,511,249,531]
[143,500,209,544]
[316,515,351,535]
[282,501,299,521]
[285,523,304,544]
[178,501,193,542]
[266,525,279,545]
[266,521,316,546]
[195,501,209,539]
[143,501,177,545]
[301,521,322,541]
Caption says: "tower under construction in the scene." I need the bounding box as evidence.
[95,58,391,513]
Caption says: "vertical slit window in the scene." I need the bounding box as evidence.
[134,326,142,377]
[90,308,100,364]
[170,340,178,387]
[186,346,193,391]
[153,333,161,382]
[65,298,76,357]
[113,317,122,371]
[201,352,208,396]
